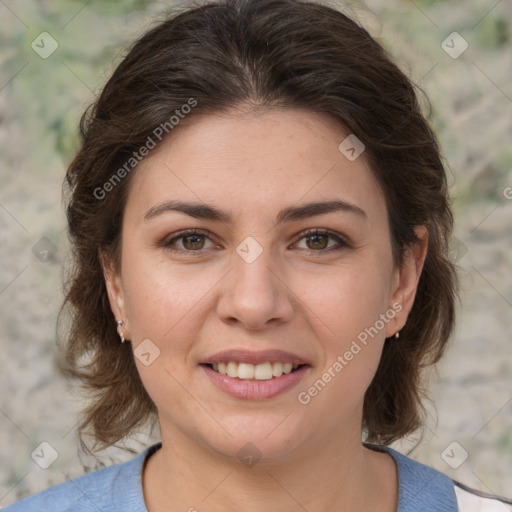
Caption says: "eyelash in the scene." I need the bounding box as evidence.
[162,228,350,256]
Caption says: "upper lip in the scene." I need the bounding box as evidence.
[202,349,309,366]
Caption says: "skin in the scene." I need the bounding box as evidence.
[102,106,428,512]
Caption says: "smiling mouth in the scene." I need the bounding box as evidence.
[202,362,306,381]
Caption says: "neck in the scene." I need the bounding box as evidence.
[142,425,398,512]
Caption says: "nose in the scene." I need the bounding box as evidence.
[216,242,295,330]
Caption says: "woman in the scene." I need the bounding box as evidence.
[4,0,511,510]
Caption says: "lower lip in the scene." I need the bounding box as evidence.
[201,364,310,400]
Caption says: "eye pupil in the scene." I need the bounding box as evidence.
[183,235,204,250]
[307,234,328,250]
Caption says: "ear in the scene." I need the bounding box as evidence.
[386,225,428,337]
[99,249,129,337]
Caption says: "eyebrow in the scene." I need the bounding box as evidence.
[143,199,367,224]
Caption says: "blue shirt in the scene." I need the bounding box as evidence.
[3,442,508,511]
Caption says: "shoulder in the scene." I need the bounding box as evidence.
[371,444,511,512]
[2,443,161,512]
[382,445,458,511]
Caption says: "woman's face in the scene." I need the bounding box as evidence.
[104,107,426,462]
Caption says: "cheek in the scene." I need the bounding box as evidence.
[121,246,218,353]
[306,262,394,340]
[297,258,394,404]
[297,273,390,418]
[125,274,200,339]
[122,259,216,407]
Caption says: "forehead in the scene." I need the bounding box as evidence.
[125,108,386,225]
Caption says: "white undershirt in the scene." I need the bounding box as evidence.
[454,485,512,511]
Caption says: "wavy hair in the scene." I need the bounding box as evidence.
[57,0,459,452]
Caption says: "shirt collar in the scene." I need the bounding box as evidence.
[139,442,458,511]
[371,444,458,512]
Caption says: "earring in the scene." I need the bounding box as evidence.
[394,316,401,340]
[116,320,126,343]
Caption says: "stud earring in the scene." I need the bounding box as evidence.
[116,320,126,343]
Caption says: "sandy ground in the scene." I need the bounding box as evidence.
[1,0,511,507]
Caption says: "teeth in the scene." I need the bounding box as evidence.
[272,362,283,377]
[226,361,238,378]
[254,362,272,380]
[238,363,255,379]
[212,361,300,380]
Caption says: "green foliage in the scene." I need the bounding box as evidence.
[473,16,510,49]
[412,0,445,6]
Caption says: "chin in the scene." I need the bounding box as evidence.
[196,412,310,465]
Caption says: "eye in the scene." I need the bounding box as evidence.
[293,229,349,254]
[163,229,217,253]
[162,228,350,255]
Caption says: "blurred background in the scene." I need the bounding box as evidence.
[1,0,511,506]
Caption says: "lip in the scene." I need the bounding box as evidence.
[201,363,311,400]
[202,348,309,365]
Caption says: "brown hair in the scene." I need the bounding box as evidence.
[58,0,458,452]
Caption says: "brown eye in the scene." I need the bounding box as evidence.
[294,229,349,254]
[164,229,216,253]
[306,233,329,250]
[181,234,205,250]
